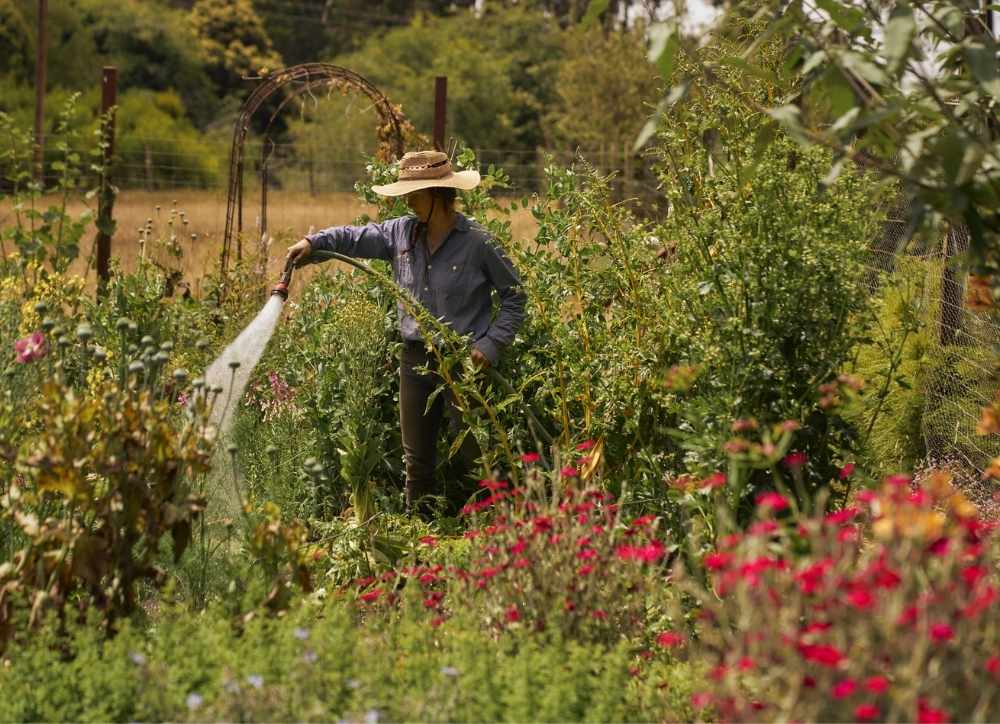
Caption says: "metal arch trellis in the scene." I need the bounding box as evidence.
[220,63,410,281]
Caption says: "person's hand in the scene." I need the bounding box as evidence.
[470,347,491,369]
[286,238,312,266]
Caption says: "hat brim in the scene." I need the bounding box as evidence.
[371,169,481,197]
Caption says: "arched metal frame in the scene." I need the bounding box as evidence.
[221,63,410,278]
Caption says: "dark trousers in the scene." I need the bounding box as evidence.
[399,343,480,515]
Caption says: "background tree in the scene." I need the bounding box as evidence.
[190,0,284,100]
[0,0,32,82]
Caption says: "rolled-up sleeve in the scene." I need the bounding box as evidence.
[303,219,397,263]
[474,239,527,365]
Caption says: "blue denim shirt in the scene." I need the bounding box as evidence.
[304,213,526,364]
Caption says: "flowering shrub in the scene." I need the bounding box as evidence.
[355,473,679,646]
[685,471,999,722]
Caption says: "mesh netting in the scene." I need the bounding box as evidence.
[869,204,1000,476]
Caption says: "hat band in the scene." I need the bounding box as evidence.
[398,158,453,181]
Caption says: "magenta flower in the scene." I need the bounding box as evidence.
[783,451,808,469]
[14,331,47,364]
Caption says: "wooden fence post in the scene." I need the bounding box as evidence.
[96,66,118,299]
[434,76,447,151]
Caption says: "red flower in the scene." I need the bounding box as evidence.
[704,551,733,570]
[479,479,509,492]
[359,588,383,603]
[796,559,832,594]
[560,465,579,478]
[592,609,607,620]
[577,564,595,576]
[986,655,1000,676]
[695,471,725,491]
[832,679,856,699]
[737,656,755,671]
[917,699,949,723]
[513,557,530,569]
[846,588,875,610]
[418,535,438,547]
[864,675,889,694]
[855,703,880,721]
[756,492,790,512]
[576,548,597,561]
[783,451,808,469]
[504,604,520,623]
[520,452,540,464]
[532,516,553,534]
[749,520,779,536]
[930,622,954,643]
[509,538,527,555]
[825,507,859,525]
[961,565,987,587]
[839,462,856,480]
[576,439,595,451]
[631,514,656,528]
[798,643,844,667]
[656,630,685,648]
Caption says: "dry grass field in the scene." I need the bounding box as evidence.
[1,189,538,298]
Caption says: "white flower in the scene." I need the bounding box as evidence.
[247,674,264,690]
[293,626,310,641]
[186,693,203,711]
[440,666,460,677]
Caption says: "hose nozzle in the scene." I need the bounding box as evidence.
[271,259,294,300]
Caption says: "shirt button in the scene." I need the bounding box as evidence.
[423,286,428,291]
[427,264,432,270]
[452,265,458,271]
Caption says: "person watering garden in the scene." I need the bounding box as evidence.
[285,150,527,517]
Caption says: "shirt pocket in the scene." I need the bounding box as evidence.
[438,259,470,303]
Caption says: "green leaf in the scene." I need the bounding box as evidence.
[581,0,609,27]
[883,3,916,74]
[765,104,810,145]
[840,51,888,86]
[965,42,1000,103]
[815,0,865,32]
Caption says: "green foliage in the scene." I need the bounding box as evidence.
[0,0,31,81]
[0,600,700,722]
[335,8,563,157]
[115,89,221,188]
[544,23,658,151]
[190,0,283,100]
[842,259,934,475]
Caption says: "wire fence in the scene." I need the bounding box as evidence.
[871,206,1000,476]
[15,137,660,199]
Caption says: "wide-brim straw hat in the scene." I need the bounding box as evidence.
[372,150,481,196]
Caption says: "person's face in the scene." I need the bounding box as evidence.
[404,189,433,219]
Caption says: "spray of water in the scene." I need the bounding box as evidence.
[203,294,285,434]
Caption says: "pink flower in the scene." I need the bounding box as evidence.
[832,678,857,699]
[520,452,540,464]
[783,451,808,469]
[177,391,190,408]
[756,492,790,512]
[864,675,889,694]
[14,331,47,363]
[825,507,859,525]
[930,622,954,643]
[560,465,579,478]
[656,630,684,648]
[737,656,755,671]
[838,462,856,479]
[691,692,711,710]
[576,439,595,451]
[855,703,880,721]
